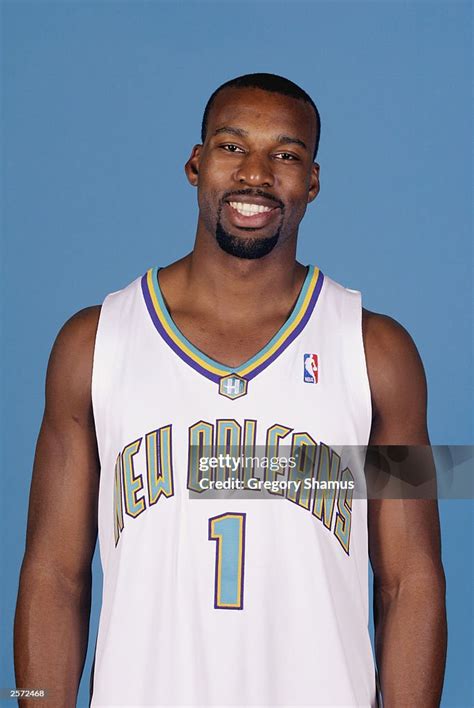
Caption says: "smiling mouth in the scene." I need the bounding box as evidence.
[227,201,275,216]
[222,201,281,231]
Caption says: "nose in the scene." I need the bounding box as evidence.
[233,151,274,188]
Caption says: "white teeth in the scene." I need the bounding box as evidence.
[229,201,273,216]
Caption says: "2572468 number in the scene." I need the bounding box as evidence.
[8,689,46,698]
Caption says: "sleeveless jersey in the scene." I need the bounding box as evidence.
[90,264,378,708]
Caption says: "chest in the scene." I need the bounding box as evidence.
[169,312,289,369]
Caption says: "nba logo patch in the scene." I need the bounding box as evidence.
[304,354,319,383]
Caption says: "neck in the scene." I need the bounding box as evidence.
[180,227,306,321]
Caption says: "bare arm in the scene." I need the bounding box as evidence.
[364,310,447,707]
[14,306,101,707]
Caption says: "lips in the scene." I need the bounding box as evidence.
[223,198,281,229]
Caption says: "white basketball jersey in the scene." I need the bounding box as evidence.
[89,264,378,708]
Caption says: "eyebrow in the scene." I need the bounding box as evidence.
[212,126,308,151]
[213,126,248,139]
[276,134,308,151]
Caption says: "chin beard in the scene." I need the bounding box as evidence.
[215,220,281,260]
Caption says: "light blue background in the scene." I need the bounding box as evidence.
[1,1,472,706]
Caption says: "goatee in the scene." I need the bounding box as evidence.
[215,220,281,260]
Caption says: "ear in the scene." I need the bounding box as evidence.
[184,144,202,187]
[307,162,320,203]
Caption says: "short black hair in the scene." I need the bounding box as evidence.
[201,72,321,160]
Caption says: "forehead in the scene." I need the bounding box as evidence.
[207,87,316,147]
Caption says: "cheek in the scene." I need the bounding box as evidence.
[197,190,214,221]
[197,182,223,228]
[283,184,311,218]
[197,160,226,202]
[200,152,232,182]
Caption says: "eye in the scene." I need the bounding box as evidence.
[275,152,299,161]
[220,144,245,153]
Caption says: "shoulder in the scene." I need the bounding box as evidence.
[362,308,422,363]
[362,308,421,371]
[52,306,102,356]
[46,306,102,410]
[362,308,429,443]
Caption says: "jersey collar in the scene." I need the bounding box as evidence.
[141,264,324,385]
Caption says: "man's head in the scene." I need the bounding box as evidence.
[185,72,321,260]
[201,74,321,161]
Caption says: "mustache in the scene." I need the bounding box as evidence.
[221,188,284,210]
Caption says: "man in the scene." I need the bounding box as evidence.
[15,73,446,707]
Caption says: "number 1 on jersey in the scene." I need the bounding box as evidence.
[208,513,246,610]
